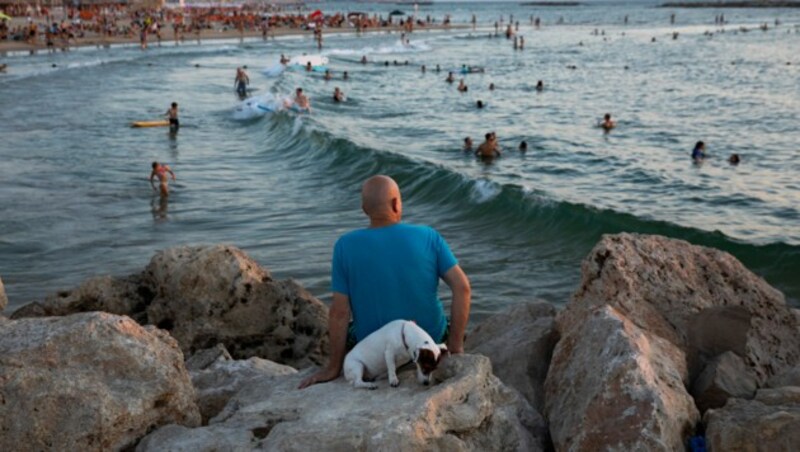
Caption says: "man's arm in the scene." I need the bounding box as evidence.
[298,292,350,389]
[442,265,471,354]
[149,171,156,191]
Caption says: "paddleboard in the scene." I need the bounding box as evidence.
[131,120,170,128]
[289,55,329,68]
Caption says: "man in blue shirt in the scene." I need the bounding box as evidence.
[300,175,471,389]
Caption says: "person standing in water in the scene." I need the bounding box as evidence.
[601,113,616,130]
[293,87,311,112]
[475,133,501,159]
[333,87,345,103]
[165,102,179,132]
[235,67,250,98]
[692,141,706,163]
[150,162,176,197]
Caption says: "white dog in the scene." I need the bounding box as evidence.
[344,319,447,389]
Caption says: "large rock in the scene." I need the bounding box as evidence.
[705,387,800,451]
[545,305,699,452]
[0,275,7,312]
[11,275,149,322]
[0,312,200,451]
[466,301,558,412]
[138,354,548,452]
[187,344,297,424]
[691,351,757,412]
[569,233,799,385]
[12,245,330,369]
[767,363,800,388]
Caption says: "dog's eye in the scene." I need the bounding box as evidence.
[424,341,429,345]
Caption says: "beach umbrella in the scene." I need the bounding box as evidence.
[389,10,405,16]
[0,13,13,21]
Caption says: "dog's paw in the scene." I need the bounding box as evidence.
[366,383,378,390]
[390,377,400,387]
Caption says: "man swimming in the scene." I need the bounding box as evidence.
[458,79,468,92]
[692,141,706,163]
[476,100,484,109]
[475,133,501,160]
[333,87,344,103]
[165,102,179,132]
[150,162,176,197]
[293,87,311,112]
[536,80,544,91]
[446,72,455,83]
[235,67,249,98]
[601,113,616,130]
[324,69,332,81]
[463,137,473,151]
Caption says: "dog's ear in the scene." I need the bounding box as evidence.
[439,344,450,355]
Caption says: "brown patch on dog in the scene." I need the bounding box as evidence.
[417,349,440,375]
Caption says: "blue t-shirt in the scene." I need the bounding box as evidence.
[331,223,457,343]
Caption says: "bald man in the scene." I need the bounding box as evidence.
[299,175,471,389]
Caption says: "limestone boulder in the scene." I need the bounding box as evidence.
[691,351,757,412]
[142,245,329,368]
[138,354,548,452]
[11,275,149,322]
[767,364,800,388]
[466,301,558,411]
[569,233,799,385]
[705,387,800,451]
[0,312,200,451]
[0,275,7,312]
[545,305,699,452]
[187,344,297,424]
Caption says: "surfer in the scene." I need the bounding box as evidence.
[333,87,344,103]
[458,79,468,93]
[235,67,250,98]
[150,162,176,198]
[475,133,501,160]
[600,113,616,131]
[165,102,179,132]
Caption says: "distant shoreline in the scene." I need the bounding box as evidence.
[661,1,800,7]
[520,2,582,6]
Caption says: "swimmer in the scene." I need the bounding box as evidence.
[293,87,311,112]
[457,79,468,92]
[536,80,544,91]
[306,61,312,72]
[435,64,441,73]
[446,72,455,83]
[360,55,368,64]
[343,71,349,81]
[324,69,332,81]
[280,54,290,65]
[475,133,501,159]
[476,100,484,109]
[421,65,426,73]
[729,153,741,165]
[464,137,473,151]
[692,141,706,163]
[165,102,179,132]
[235,67,250,98]
[519,141,528,152]
[600,113,616,130]
[333,87,345,103]
[150,162,176,197]
[489,83,495,91]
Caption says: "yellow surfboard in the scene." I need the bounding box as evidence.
[131,120,170,128]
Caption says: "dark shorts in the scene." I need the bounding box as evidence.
[169,118,179,129]
[346,319,450,351]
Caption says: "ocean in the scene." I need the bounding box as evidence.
[1,0,799,318]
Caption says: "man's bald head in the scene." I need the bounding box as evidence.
[361,175,402,224]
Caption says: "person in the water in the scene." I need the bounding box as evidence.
[292,87,311,112]
[476,100,484,109]
[729,153,741,165]
[463,137,473,152]
[519,141,528,152]
[150,162,176,198]
[601,113,616,130]
[692,141,706,163]
[324,69,332,81]
[360,55,367,64]
[306,62,312,72]
[446,72,455,83]
[489,83,495,91]
[333,87,345,103]
[458,79,468,92]
[343,71,349,81]
[535,80,544,91]
[165,102,179,132]
[475,133,501,159]
[235,67,249,98]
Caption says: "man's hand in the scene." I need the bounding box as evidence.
[298,366,340,389]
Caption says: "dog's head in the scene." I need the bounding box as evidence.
[413,344,449,386]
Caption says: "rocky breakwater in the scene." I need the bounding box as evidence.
[11,245,329,369]
[0,312,200,451]
[545,233,799,451]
